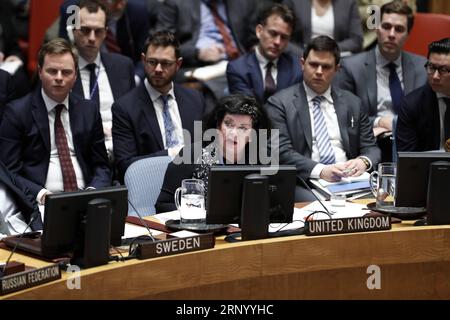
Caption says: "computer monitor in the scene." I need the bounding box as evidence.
[41,186,128,258]
[396,152,450,207]
[205,165,296,225]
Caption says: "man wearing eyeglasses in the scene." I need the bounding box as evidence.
[397,38,450,152]
[112,31,205,182]
[71,0,135,162]
[335,0,427,161]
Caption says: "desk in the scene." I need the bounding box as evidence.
[1,218,450,299]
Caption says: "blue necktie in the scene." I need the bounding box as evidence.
[387,62,404,114]
[160,95,179,148]
[312,96,336,164]
[86,63,99,106]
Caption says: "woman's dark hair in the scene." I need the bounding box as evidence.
[203,93,271,132]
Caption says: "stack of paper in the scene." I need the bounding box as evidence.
[310,172,371,198]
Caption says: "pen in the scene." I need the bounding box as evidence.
[351,116,354,128]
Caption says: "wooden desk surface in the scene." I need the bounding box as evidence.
[2,204,450,300]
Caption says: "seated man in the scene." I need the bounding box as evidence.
[0,161,42,238]
[71,0,136,160]
[0,38,111,206]
[112,31,205,182]
[335,0,427,161]
[59,0,149,79]
[226,3,302,104]
[265,36,380,201]
[396,38,450,152]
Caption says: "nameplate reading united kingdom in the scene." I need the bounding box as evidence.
[1,264,61,296]
[136,233,215,259]
[306,215,391,236]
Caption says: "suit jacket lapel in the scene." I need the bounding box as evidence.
[277,53,290,90]
[249,52,264,101]
[73,69,84,97]
[332,89,350,153]
[31,91,51,152]
[402,53,416,94]
[68,94,83,155]
[295,85,313,151]
[102,53,121,100]
[365,51,377,115]
[138,84,164,149]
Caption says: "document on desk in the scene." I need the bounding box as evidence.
[310,172,371,196]
[123,223,163,239]
[268,201,368,233]
[153,210,180,224]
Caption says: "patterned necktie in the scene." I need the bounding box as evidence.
[387,62,404,114]
[312,96,336,164]
[209,0,239,60]
[443,97,450,152]
[160,95,179,148]
[86,63,99,106]
[264,61,276,100]
[54,104,78,192]
[105,28,121,53]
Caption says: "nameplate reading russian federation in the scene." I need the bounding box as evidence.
[136,233,215,259]
[306,215,391,236]
[1,264,61,295]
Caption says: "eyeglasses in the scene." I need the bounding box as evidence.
[380,22,406,34]
[424,62,450,76]
[145,59,177,69]
[76,26,107,37]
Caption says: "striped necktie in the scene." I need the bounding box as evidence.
[312,96,336,164]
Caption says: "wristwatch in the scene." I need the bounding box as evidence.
[357,156,370,170]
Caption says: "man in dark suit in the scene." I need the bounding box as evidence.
[226,3,302,104]
[0,69,15,122]
[0,161,42,237]
[59,0,149,78]
[335,1,427,160]
[71,0,135,160]
[265,36,380,201]
[0,38,111,205]
[112,31,205,182]
[397,37,450,152]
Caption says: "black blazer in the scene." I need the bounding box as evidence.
[0,89,112,198]
[396,83,442,152]
[0,161,42,231]
[112,83,205,181]
[0,69,15,122]
[72,52,136,101]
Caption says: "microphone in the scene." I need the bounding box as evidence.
[1,215,37,277]
[296,175,332,216]
[125,199,157,257]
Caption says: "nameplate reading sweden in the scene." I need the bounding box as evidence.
[1,264,61,295]
[136,233,215,259]
[306,215,391,236]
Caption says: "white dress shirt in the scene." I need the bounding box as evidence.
[78,54,115,157]
[36,90,86,203]
[303,83,348,178]
[255,46,278,89]
[374,46,404,127]
[0,182,28,238]
[144,79,184,157]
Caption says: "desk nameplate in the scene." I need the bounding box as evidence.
[1,264,61,296]
[306,215,391,236]
[136,233,215,259]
